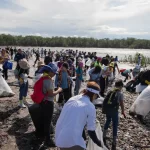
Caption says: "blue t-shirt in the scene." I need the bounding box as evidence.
[76,67,83,80]
[61,71,68,89]
[123,70,130,75]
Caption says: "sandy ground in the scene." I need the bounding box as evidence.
[0,58,150,150]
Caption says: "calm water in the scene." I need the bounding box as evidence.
[1,47,150,59]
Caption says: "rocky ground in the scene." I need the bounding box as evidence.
[0,61,150,150]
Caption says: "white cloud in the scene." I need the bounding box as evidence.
[0,0,150,38]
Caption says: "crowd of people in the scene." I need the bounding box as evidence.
[0,47,148,150]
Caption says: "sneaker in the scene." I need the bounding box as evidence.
[19,103,26,108]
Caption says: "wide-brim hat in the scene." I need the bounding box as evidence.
[37,61,44,67]
[19,59,30,70]
[39,63,58,74]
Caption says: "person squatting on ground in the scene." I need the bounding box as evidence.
[55,81,102,150]
[102,79,125,150]
[38,63,62,146]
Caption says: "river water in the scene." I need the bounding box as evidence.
[1,46,150,59]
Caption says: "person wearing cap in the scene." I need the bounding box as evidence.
[38,63,62,146]
[18,59,30,108]
[55,81,102,150]
[103,80,125,150]
[74,62,83,95]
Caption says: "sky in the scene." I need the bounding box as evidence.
[0,0,150,39]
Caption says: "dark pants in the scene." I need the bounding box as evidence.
[19,81,28,100]
[100,76,106,97]
[104,112,119,137]
[58,88,70,103]
[34,58,40,65]
[41,101,54,138]
[2,67,8,80]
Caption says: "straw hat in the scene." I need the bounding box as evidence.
[37,61,44,67]
[19,59,30,70]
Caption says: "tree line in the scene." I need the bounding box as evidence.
[0,34,150,49]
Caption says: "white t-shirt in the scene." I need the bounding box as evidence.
[55,95,96,149]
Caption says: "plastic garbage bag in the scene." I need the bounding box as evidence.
[136,83,147,93]
[93,97,104,106]
[0,73,15,97]
[130,85,150,117]
[87,121,108,150]
[86,59,92,67]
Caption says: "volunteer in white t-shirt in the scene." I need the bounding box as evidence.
[55,81,102,150]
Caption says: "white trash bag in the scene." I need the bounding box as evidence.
[87,121,108,150]
[0,73,15,97]
[130,85,150,117]
[93,97,104,106]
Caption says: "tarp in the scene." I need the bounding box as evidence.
[130,85,150,117]
[0,73,15,97]
[87,121,108,150]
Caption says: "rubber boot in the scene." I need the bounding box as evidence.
[19,100,26,108]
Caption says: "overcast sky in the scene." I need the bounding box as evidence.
[0,0,150,39]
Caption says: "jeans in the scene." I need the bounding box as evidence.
[19,81,28,100]
[40,101,54,138]
[104,112,119,137]
[75,78,82,95]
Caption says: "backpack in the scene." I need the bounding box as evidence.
[102,89,119,114]
[31,76,50,104]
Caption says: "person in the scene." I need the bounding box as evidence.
[121,69,132,82]
[57,63,72,104]
[74,62,83,95]
[0,49,10,80]
[94,57,102,67]
[44,56,52,65]
[138,54,142,65]
[38,63,62,146]
[89,66,101,83]
[33,51,40,66]
[103,80,125,150]
[35,61,44,76]
[57,57,64,68]
[18,59,30,108]
[14,49,25,69]
[10,47,14,60]
[55,81,102,150]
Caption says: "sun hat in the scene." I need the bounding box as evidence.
[19,59,30,70]
[37,61,44,67]
[39,62,58,74]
